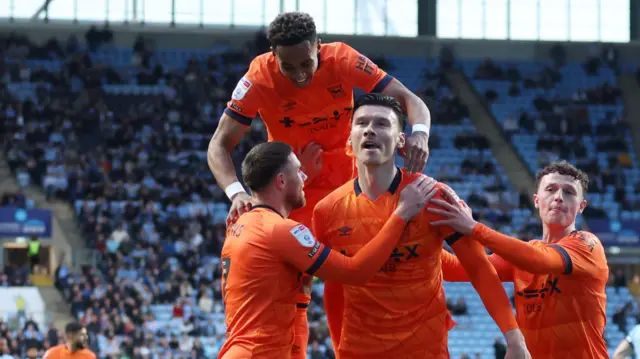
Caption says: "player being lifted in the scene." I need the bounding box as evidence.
[43,322,97,359]
[312,94,530,359]
[432,161,609,358]
[218,141,439,359]
[208,11,431,229]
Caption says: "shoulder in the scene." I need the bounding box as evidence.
[82,349,98,358]
[561,231,602,251]
[274,220,316,247]
[322,42,353,55]
[236,54,278,91]
[314,180,356,215]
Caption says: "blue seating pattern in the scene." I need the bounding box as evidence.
[2,43,633,358]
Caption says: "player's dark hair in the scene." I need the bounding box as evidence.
[535,160,589,196]
[353,93,406,130]
[242,142,294,193]
[65,322,84,334]
[267,12,317,48]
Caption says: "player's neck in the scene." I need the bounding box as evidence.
[356,162,397,200]
[252,194,291,218]
[541,223,576,244]
[66,343,77,352]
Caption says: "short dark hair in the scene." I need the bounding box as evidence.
[242,142,293,193]
[535,160,589,196]
[65,322,83,335]
[267,12,317,48]
[353,93,406,130]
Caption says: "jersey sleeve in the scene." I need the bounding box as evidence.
[337,43,394,93]
[275,214,407,284]
[472,223,574,276]
[552,231,607,278]
[450,238,519,333]
[441,249,514,282]
[272,221,332,276]
[224,59,264,126]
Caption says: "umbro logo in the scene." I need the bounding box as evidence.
[338,226,353,236]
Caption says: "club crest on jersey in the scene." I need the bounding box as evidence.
[232,77,252,100]
[291,224,315,247]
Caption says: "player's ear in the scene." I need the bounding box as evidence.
[578,199,587,214]
[396,133,406,149]
[275,173,286,191]
[533,194,539,209]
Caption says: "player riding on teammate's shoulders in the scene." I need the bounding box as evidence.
[208,11,431,229]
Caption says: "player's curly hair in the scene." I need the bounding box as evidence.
[242,142,293,193]
[535,160,589,196]
[267,12,317,47]
[353,93,406,130]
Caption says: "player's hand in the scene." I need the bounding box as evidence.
[394,175,438,221]
[226,192,254,226]
[504,330,531,359]
[298,142,323,184]
[427,185,477,235]
[399,132,429,174]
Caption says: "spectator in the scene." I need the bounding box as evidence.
[493,338,507,359]
[198,293,213,314]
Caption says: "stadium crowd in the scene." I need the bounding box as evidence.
[0,28,638,358]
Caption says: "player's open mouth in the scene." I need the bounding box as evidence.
[362,141,380,150]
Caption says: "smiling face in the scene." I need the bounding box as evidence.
[349,104,405,166]
[273,40,319,88]
[534,172,587,228]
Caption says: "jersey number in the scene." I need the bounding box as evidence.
[221,258,231,298]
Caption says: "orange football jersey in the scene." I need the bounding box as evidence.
[314,169,519,358]
[43,345,97,359]
[225,42,393,226]
[219,204,408,359]
[442,230,609,359]
[313,169,456,359]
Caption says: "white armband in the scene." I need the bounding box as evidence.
[225,182,246,200]
[412,124,430,135]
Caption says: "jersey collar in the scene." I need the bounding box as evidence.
[354,167,402,196]
[251,204,284,218]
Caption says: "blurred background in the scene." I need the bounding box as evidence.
[0,0,639,358]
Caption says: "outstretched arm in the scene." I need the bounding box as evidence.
[441,249,514,282]
[472,224,566,275]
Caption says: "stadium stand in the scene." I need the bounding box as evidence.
[1,29,638,359]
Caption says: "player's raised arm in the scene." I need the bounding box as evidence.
[208,69,263,224]
[337,43,430,173]
[381,79,431,173]
[276,175,438,285]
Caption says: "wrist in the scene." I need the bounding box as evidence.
[463,220,479,235]
[504,328,525,345]
[411,124,430,136]
[225,182,246,200]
